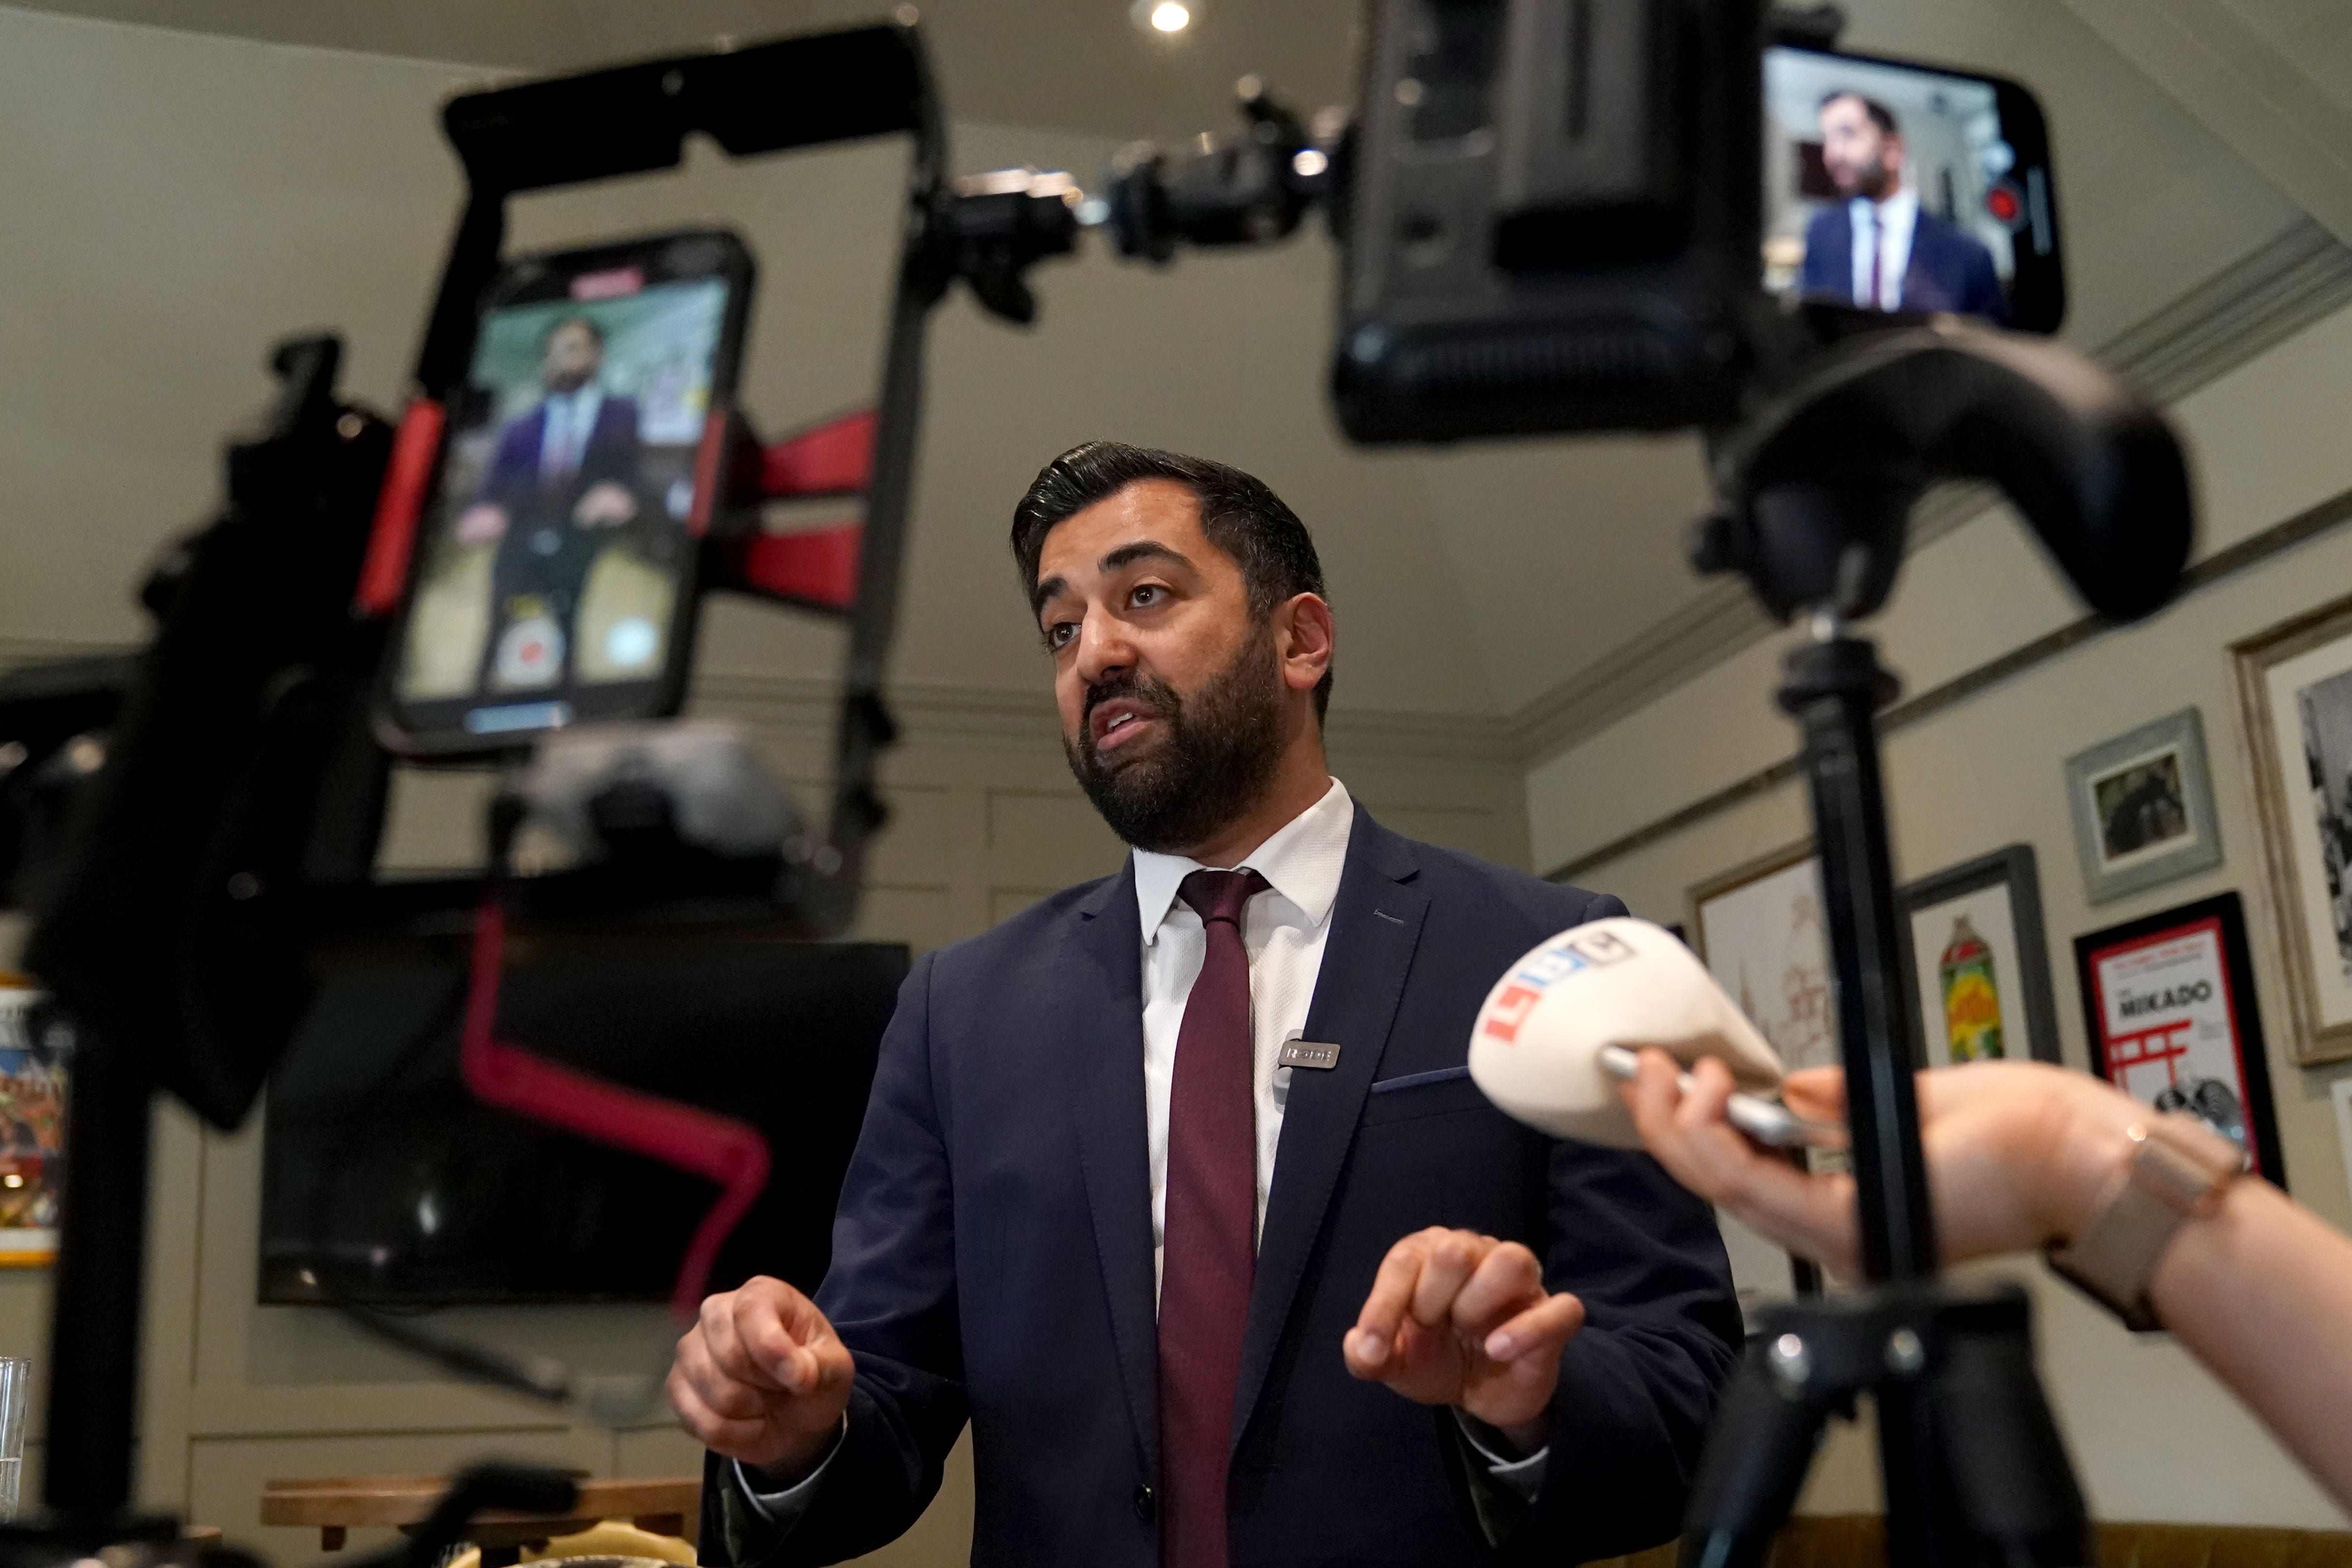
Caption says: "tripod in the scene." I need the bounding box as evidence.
[1675,320,2196,1568]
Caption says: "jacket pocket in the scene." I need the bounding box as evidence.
[1360,1067,1489,1126]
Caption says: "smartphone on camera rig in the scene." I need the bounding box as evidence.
[1092,0,2065,446]
[379,229,756,755]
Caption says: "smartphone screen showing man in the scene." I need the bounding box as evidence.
[385,229,754,753]
[1763,46,2063,333]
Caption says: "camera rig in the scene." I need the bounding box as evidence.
[1,17,1083,1560]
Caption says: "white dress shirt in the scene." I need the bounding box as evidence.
[743,777,1544,1517]
[1133,775,1352,1293]
[1848,186,1919,311]
[538,385,605,481]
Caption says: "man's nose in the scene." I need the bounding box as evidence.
[1072,610,1135,686]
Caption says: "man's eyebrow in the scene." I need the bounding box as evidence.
[1030,541,1196,618]
[1100,540,1193,575]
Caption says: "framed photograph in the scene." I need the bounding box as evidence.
[1897,846,2061,1066]
[2073,893,2285,1187]
[2234,593,2352,1064]
[0,986,64,1266]
[2063,708,2222,905]
[1689,841,1832,1315]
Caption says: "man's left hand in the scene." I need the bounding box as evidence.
[1344,1227,1585,1453]
[574,480,637,526]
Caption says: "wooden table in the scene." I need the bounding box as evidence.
[261,1475,700,1566]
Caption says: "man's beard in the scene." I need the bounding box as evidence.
[1063,627,1289,854]
[1832,154,1891,201]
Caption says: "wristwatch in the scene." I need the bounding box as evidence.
[2045,1113,2247,1332]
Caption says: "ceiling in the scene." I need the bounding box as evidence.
[0,0,1367,142]
[3,0,2349,742]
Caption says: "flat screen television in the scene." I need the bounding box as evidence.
[259,931,906,1306]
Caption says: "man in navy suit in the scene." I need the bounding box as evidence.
[668,443,1742,1567]
[454,314,647,690]
[1798,92,2006,322]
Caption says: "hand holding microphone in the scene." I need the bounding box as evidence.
[1476,918,2180,1277]
[1465,917,1838,1152]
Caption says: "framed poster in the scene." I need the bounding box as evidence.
[1897,845,2061,1066]
[2073,892,2285,1186]
[2234,593,2352,1064]
[1688,840,1835,1076]
[0,986,64,1266]
[1689,841,1831,1314]
[2062,708,2222,905]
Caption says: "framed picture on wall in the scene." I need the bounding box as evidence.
[0,984,64,1267]
[1689,841,1832,1314]
[1897,845,2061,1066]
[1688,840,1835,1076]
[2062,708,2222,905]
[2073,892,2285,1187]
[2234,592,2352,1064]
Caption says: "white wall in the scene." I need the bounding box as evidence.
[1526,291,2352,1527]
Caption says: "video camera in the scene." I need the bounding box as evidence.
[1079,0,2065,443]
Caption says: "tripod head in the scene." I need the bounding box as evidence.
[1692,320,2195,625]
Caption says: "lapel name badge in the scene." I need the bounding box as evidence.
[1278,1040,1342,1071]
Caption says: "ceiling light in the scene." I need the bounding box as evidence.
[1133,0,1192,34]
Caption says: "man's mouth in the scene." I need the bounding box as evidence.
[1089,697,1162,752]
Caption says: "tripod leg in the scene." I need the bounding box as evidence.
[1679,1343,1832,1568]
[1932,1308,2092,1568]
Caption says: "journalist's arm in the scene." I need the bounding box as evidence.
[1623,1054,2352,1517]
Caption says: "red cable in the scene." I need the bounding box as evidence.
[459,898,773,1321]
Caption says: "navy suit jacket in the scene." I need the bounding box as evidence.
[1799,204,2007,321]
[706,809,1741,1568]
[476,392,642,510]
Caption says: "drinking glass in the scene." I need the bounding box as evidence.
[0,1357,29,1520]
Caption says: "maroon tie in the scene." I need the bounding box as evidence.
[1159,868,1267,1568]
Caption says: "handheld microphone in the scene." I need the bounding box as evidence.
[1467,917,1843,1150]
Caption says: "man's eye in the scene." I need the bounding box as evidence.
[1132,584,1163,607]
[1046,622,1077,649]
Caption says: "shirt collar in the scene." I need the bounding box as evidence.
[1132,777,1354,945]
[1851,186,1918,224]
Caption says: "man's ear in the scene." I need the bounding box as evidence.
[1275,593,1334,697]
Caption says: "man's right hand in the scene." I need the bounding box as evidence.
[668,1276,855,1483]
[456,502,508,546]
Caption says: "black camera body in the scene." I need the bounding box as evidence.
[1333,0,1763,441]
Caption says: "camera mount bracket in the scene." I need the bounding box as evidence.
[704,407,878,614]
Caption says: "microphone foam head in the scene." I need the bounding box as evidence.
[1468,917,1786,1147]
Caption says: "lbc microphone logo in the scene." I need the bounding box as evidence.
[1480,928,1638,1044]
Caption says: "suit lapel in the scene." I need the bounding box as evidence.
[1066,861,1162,1482]
[1231,811,1428,1448]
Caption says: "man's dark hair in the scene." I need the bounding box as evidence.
[1819,90,1899,138]
[1010,441,1333,719]
[541,313,606,351]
